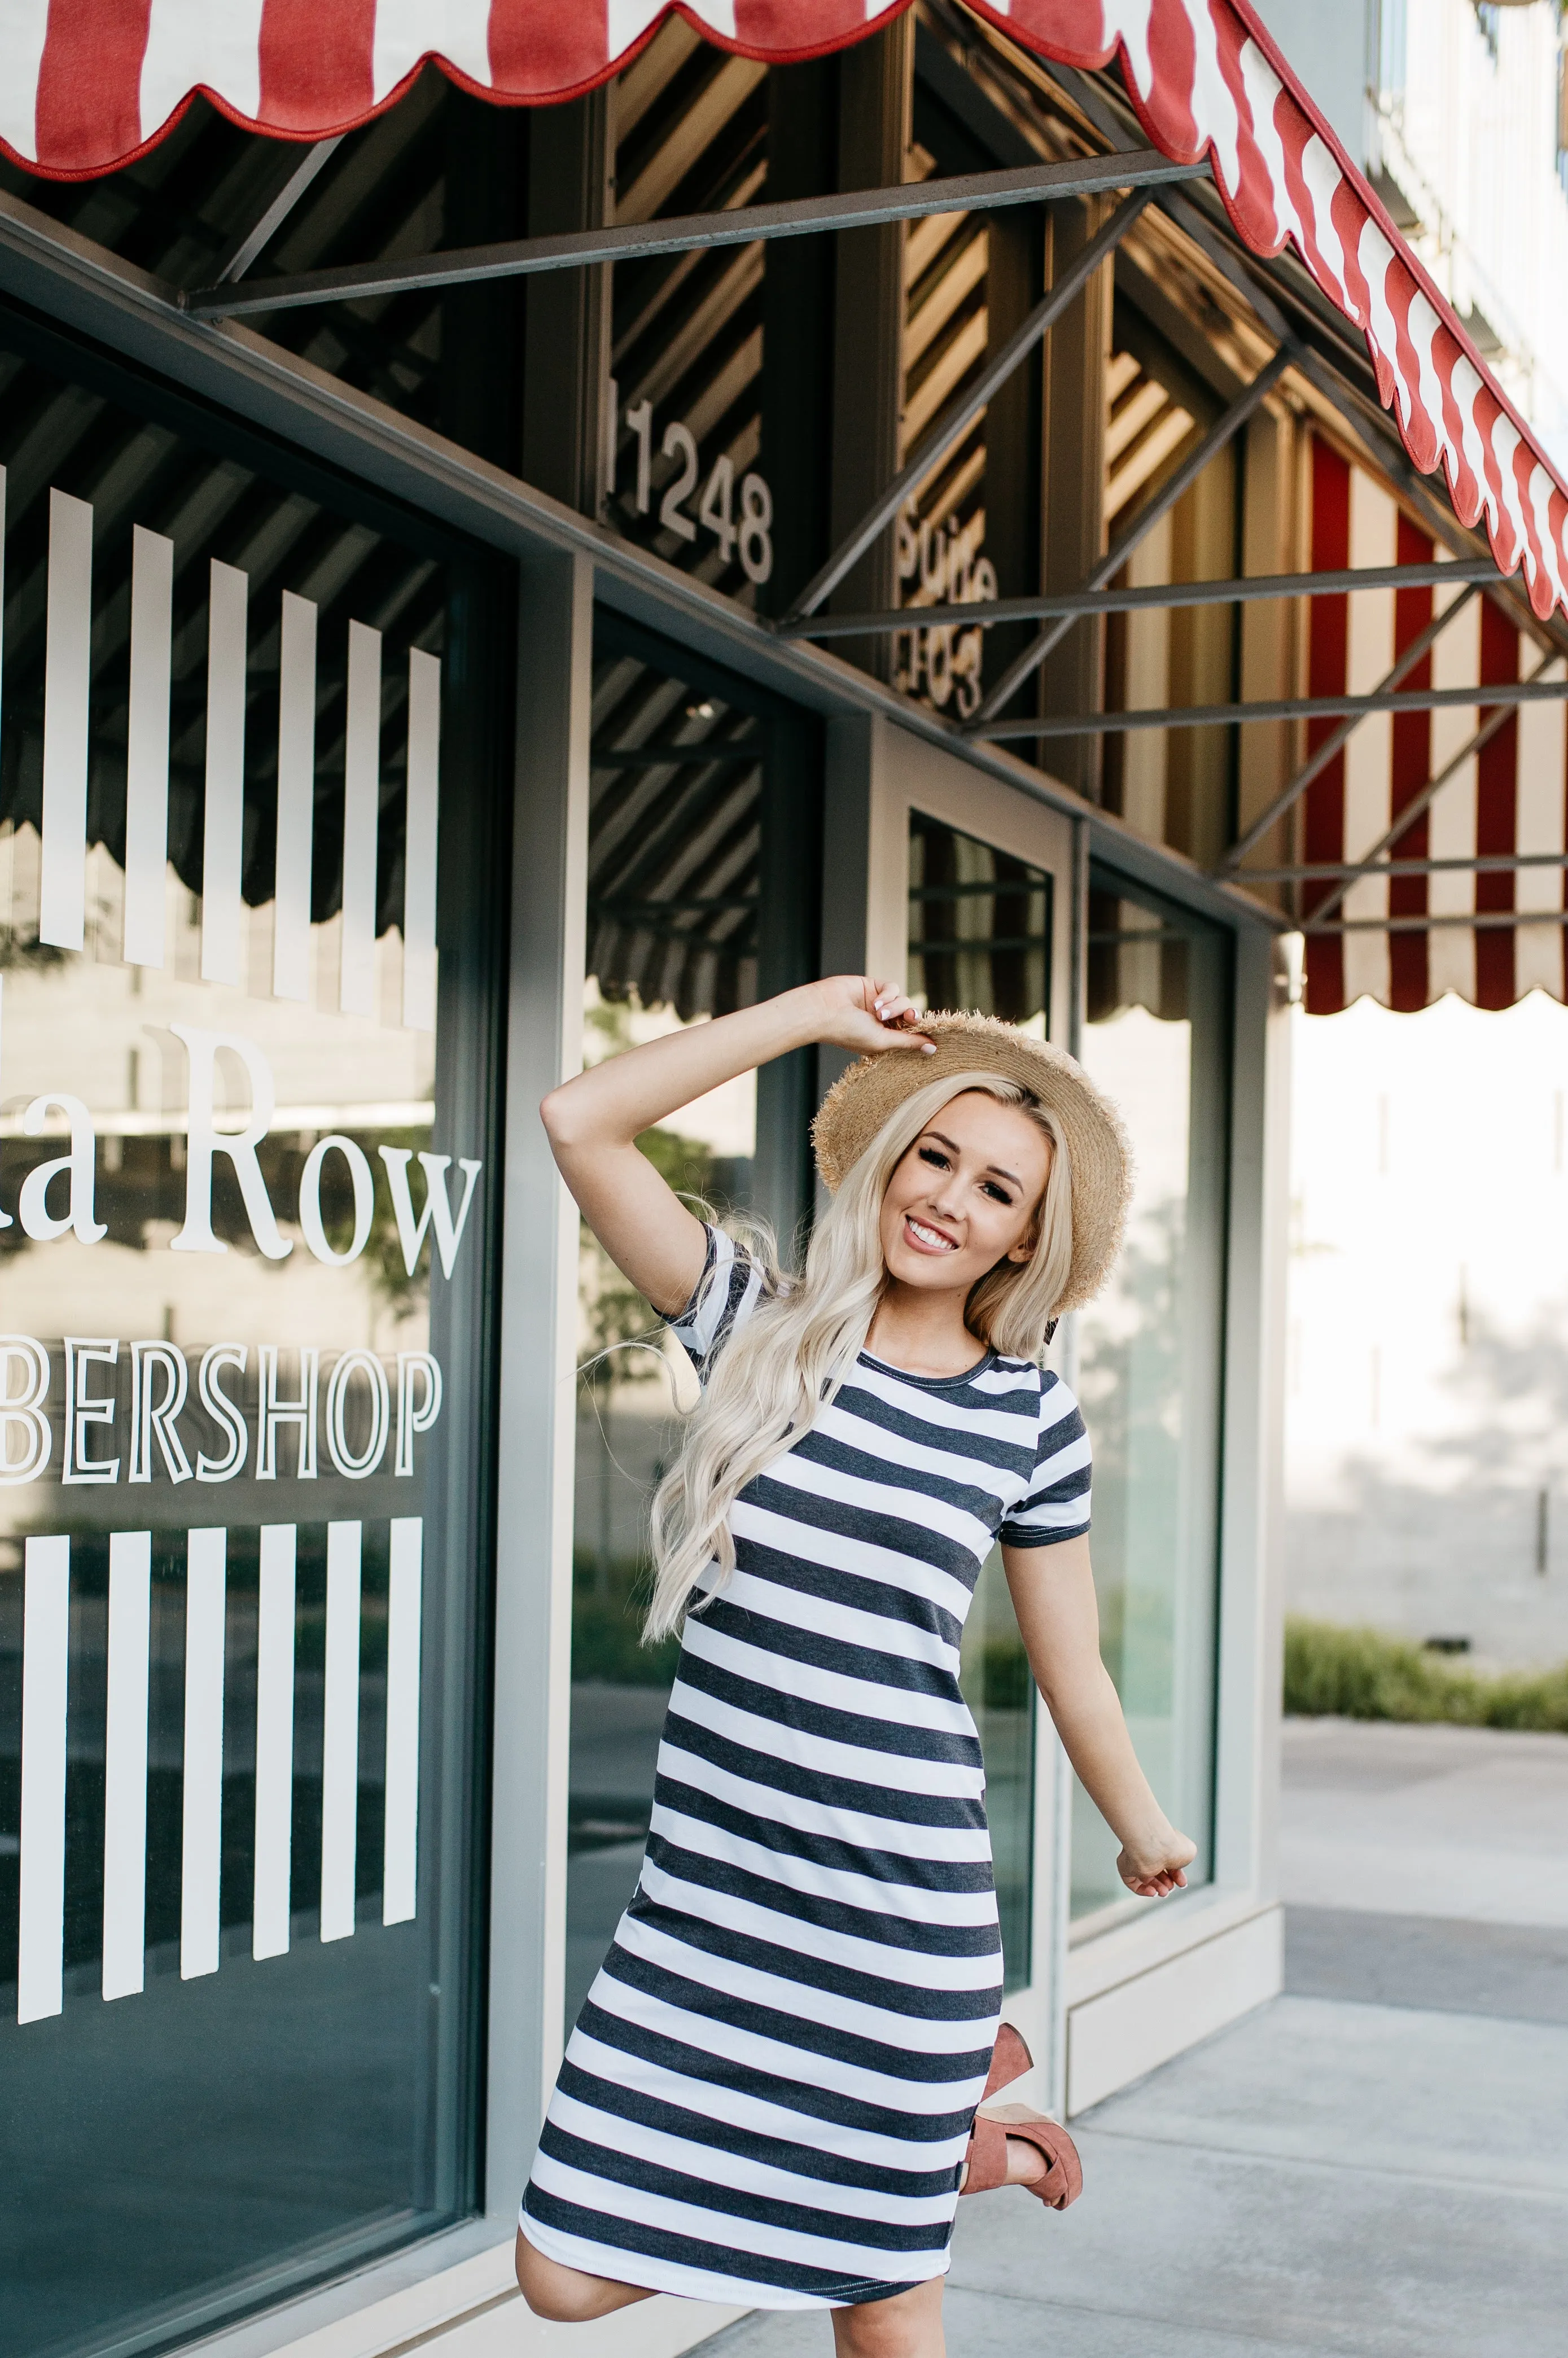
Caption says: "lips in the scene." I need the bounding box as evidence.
[904,1214,958,1254]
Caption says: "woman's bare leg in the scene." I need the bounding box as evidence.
[830,2277,945,2358]
[514,2230,657,2322]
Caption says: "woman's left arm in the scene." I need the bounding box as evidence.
[1001,1535,1198,1899]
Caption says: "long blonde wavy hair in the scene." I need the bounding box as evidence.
[644,1071,1074,1640]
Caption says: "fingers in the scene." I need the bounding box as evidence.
[868,985,935,1048]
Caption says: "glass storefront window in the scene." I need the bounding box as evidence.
[908,806,1053,1992]
[0,333,502,2357]
[1071,872,1230,1924]
[565,625,817,2031]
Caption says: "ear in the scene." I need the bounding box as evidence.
[1005,1239,1035,1265]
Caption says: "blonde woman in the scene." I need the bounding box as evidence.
[517,975,1197,2358]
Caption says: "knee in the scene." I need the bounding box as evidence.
[513,2232,601,2323]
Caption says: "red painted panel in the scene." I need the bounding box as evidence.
[1474,598,1518,1010]
[1304,439,1350,1014]
[1387,512,1432,1011]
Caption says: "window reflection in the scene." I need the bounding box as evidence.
[908,809,1050,1033]
[1071,876,1229,1923]
[908,809,1051,1992]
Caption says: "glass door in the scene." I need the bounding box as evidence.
[872,740,1074,2002]
[1069,869,1230,1928]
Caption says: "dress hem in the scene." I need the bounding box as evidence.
[517,2208,948,2312]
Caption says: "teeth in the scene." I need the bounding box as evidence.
[908,1217,956,1250]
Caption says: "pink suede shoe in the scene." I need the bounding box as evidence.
[960,2024,1083,2211]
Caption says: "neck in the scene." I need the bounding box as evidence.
[865,1279,984,1379]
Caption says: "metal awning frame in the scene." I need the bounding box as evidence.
[2,36,1563,932]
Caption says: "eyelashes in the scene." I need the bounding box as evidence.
[916,1145,1014,1206]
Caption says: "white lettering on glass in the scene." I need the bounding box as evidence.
[325,1350,390,1479]
[383,1516,423,1925]
[299,1134,375,1265]
[201,560,249,987]
[102,1532,151,2002]
[19,1095,107,1243]
[38,489,92,953]
[0,1337,52,1484]
[340,620,380,1019]
[257,1345,318,1481]
[195,1344,248,1482]
[396,1351,443,1476]
[169,1025,291,1259]
[122,524,174,972]
[129,1342,193,1485]
[274,590,317,1004]
[378,1148,481,1279]
[403,649,440,1034]
[181,1528,226,1981]
[253,1524,296,1962]
[63,1338,121,1485]
[18,1534,70,2024]
[320,1520,361,1944]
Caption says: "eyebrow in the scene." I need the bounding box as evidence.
[923,1130,1023,1190]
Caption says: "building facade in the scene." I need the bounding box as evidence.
[1,7,1564,2358]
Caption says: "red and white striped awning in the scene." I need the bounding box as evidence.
[4,3,1567,638]
[1302,439,1568,1017]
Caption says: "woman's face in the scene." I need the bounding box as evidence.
[878,1090,1052,1298]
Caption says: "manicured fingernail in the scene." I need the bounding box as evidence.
[921,1042,936,1054]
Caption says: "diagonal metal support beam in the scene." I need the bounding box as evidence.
[1236,853,1568,881]
[183,148,1205,319]
[974,666,1568,738]
[1305,909,1568,935]
[783,186,1157,624]
[967,345,1293,730]
[207,138,345,287]
[775,557,1501,640]
[1219,585,1480,871]
[1302,646,1565,928]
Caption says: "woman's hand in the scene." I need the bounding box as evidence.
[1116,1826,1198,1900]
[807,975,936,1058]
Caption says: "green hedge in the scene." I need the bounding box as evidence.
[1284,1617,1568,1733]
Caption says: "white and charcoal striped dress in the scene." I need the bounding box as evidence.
[521,1228,1092,2309]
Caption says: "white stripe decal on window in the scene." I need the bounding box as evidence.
[122,525,174,970]
[181,1527,227,1980]
[320,1520,362,1943]
[102,1532,152,2002]
[201,560,249,987]
[340,619,381,1018]
[39,490,93,953]
[402,649,440,1032]
[17,1535,69,2025]
[273,589,317,1002]
[383,1516,422,1926]
[253,1523,297,1962]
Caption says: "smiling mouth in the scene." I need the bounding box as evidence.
[905,1214,958,1254]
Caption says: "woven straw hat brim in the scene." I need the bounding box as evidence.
[811,1012,1132,1315]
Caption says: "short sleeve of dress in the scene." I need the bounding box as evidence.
[998,1370,1092,1547]
[666,1223,772,1386]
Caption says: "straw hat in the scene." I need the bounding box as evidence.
[811,1011,1132,1315]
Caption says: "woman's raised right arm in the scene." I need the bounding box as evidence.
[541,975,933,1316]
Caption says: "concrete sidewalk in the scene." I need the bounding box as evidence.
[694,1720,1568,2357]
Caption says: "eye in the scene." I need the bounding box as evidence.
[981,1180,1014,1205]
[918,1145,950,1170]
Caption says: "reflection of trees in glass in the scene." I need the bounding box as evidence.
[575,991,713,1666]
[1075,1196,1185,1712]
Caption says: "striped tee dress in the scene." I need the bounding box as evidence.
[520,1227,1092,2309]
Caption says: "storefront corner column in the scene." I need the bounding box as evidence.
[486,546,593,2214]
